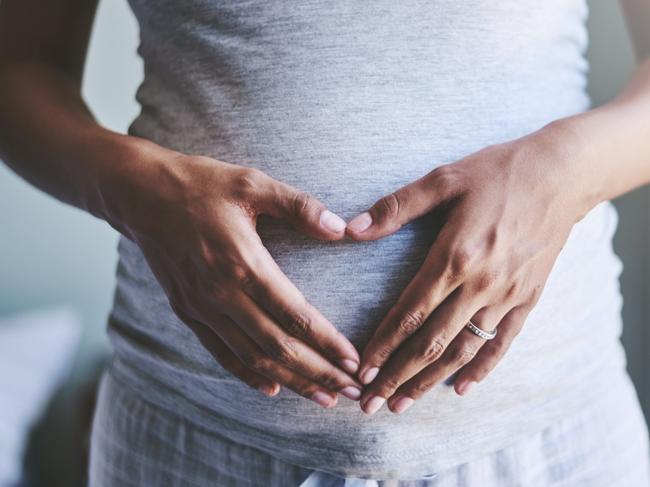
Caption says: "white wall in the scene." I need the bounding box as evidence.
[0,0,648,412]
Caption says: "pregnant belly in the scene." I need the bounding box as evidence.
[109,210,438,381]
[255,214,437,347]
[108,195,625,477]
[108,216,445,471]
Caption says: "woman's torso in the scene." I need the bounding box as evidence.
[108,0,628,478]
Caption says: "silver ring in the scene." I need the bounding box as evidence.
[465,320,497,340]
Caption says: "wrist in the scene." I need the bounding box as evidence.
[85,131,189,239]
[532,116,607,222]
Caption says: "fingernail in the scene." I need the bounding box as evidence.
[457,381,476,396]
[359,366,379,385]
[363,395,385,415]
[311,391,336,408]
[340,386,362,400]
[320,210,346,233]
[391,396,414,414]
[340,359,360,375]
[259,384,280,397]
[347,212,372,233]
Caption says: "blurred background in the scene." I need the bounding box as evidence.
[0,1,648,486]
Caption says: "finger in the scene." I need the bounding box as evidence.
[241,246,361,374]
[213,316,342,408]
[388,329,487,413]
[217,292,363,400]
[453,305,530,395]
[358,230,471,384]
[185,317,281,397]
[359,286,482,415]
[346,165,458,241]
[252,169,346,240]
[384,306,509,413]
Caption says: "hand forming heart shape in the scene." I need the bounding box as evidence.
[344,124,590,416]
[122,123,591,416]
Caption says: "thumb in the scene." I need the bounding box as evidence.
[346,168,453,241]
[258,175,346,241]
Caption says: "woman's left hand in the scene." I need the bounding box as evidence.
[346,124,595,415]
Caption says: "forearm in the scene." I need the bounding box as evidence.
[545,58,650,213]
[0,60,181,236]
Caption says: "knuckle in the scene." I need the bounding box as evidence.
[429,164,457,193]
[246,353,269,372]
[443,245,474,280]
[412,380,435,397]
[384,376,403,393]
[215,286,233,305]
[417,337,446,363]
[377,377,403,396]
[197,246,216,270]
[474,270,499,293]
[485,227,499,250]
[376,193,400,221]
[314,370,340,390]
[504,281,521,300]
[267,335,299,366]
[282,310,312,339]
[447,343,477,365]
[297,384,318,398]
[396,309,426,337]
[291,191,315,217]
[450,246,473,275]
[225,263,256,290]
[374,345,394,362]
[233,168,265,197]
[205,281,230,305]
[229,169,265,205]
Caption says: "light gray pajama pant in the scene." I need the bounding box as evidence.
[89,369,650,487]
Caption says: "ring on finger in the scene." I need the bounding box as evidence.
[465,319,497,340]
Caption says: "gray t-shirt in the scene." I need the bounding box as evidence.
[108,0,627,478]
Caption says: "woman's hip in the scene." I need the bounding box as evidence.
[88,365,650,487]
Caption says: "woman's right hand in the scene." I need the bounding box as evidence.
[115,149,362,408]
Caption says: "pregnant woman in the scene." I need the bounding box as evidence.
[2,0,650,485]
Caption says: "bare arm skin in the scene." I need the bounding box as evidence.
[346,0,650,415]
[0,0,364,407]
